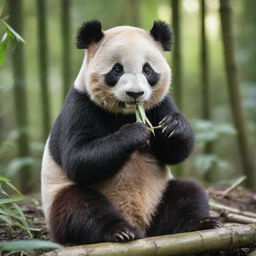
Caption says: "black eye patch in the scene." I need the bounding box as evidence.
[104,63,124,87]
[142,63,160,86]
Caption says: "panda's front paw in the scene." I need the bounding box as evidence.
[159,113,190,139]
[120,122,150,147]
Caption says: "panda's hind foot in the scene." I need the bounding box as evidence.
[113,230,135,242]
[105,223,143,242]
[196,217,223,231]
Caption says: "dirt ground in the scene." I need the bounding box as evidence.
[0,185,255,256]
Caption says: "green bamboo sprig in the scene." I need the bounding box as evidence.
[135,103,162,135]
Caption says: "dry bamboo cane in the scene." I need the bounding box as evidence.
[42,224,256,256]
[210,201,256,218]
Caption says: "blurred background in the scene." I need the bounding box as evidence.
[0,0,255,193]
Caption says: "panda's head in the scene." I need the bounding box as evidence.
[76,20,172,114]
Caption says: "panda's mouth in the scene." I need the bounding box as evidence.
[118,102,137,108]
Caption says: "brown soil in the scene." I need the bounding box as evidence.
[0,186,255,256]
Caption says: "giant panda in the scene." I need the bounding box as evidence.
[41,20,218,245]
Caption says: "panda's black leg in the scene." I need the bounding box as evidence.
[147,179,220,236]
[49,184,143,245]
[147,179,222,256]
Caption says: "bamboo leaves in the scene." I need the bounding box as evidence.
[0,176,32,238]
[0,20,26,65]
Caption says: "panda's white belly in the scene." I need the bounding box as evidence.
[41,139,171,232]
[92,151,171,232]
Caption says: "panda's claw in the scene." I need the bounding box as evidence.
[121,231,130,240]
[113,230,136,242]
[159,116,168,125]
[114,233,125,241]
[159,113,191,139]
[126,231,135,240]
[168,129,175,138]
[162,125,168,133]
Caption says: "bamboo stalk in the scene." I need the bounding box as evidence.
[200,0,210,121]
[42,224,256,256]
[171,0,182,110]
[210,201,256,218]
[129,0,140,27]
[221,176,247,197]
[8,0,32,193]
[61,0,72,100]
[37,0,51,140]
[171,0,184,177]
[219,0,256,188]
[221,213,256,224]
[200,0,213,160]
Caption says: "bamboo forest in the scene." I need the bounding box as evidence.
[0,0,256,255]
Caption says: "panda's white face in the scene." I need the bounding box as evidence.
[76,26,171,114]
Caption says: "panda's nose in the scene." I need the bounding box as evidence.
[126,91,144,100]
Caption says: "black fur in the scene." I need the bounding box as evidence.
[76,20,104,49]
[150,20,172,51]
[147,180,222,256]
[147,96,194,164]
[49,180,220,250]
[147,179,215,236]
[50,185,143,245]
[49,87,194,186]
[142,63,160,86]
[50,87,150,186]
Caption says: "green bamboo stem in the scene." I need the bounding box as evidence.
[42,224,256,256]
[200,0,213,157]
[61,0,72,100]
[171,0,183,111]
[135,104,162,135]
[37,0,51,140]
[219,0,256,188]
[8,0,32,193]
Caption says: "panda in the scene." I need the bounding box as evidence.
[41,20,218,245]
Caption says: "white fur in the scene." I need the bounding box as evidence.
[74,56,87,92]
[111,73,151,103]
[41,139,74,225]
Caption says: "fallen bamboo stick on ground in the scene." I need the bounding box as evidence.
[221,212,256,224]
[210,200,256,218]
[220,176,247,197]
[42,224,256,256]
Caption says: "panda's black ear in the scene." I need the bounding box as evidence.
[76,20,104,49]
[150,20,172,51]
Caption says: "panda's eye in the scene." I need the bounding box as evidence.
[105,63,124,86]
[142,63,160,86]
[113,63,123,76]
[143,63,152,76]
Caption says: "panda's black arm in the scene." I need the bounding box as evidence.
[61,122,149,187]
[149,96,194,165]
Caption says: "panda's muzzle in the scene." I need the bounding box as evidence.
[125,91,144,100]
[117,91,145,108]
